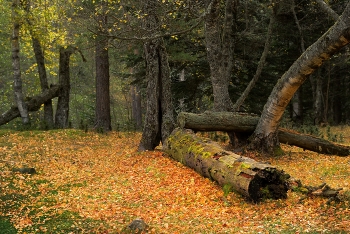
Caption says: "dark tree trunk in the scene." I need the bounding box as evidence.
[314,71,324,125]
[164,128,289,202]
[12,0,29,125]
[130,85,142,130]
[204,0,236,112]
[55,46,75,129]
[94,1,111,132]
[0,85,60,126]
[138,0,175,151]
[95,36,111,132]
[23,0,54,128]
[250,2,350,153]
[178,111,350,156]
[31,37,54,128]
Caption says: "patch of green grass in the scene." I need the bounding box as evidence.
[0,216,17,234]
[22,210,110,234]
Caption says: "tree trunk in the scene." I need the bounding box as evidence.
[164,128,289,202]
[250,2,350,153]
[23,0,54,128]
[55,46,75,129]
[204,0,236,111]
[314,71,324,125]
[0,85,60,126]
[178,111,350,156]
[233,11,275,111]
[12,0,29,125]
[138,0,175,151]
[95,37,111,132]
[94,1,111,132]
[130,85,142,130]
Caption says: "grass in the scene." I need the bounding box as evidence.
[0,127,349,233]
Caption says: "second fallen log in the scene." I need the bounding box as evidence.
[177,112,350,156]
[164,128,289,202]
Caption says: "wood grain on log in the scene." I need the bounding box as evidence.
[177,112,350,156]
[164,128,289,202]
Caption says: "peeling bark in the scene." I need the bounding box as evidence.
[164,128,289,202]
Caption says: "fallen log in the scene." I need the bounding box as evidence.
[164,128,289,202]
[177,112,350,156]
[0,85,60,126]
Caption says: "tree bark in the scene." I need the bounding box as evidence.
[55,46,75,129]
[178,111,350,156]
[164,128,289,202]
[94,0,111,132]
[12,0,29,125]
[315,0,339,21]
[250,2,350,153]
[0,85,60,126]
[23,0,54,128]
[130,85,142,130]
[138,0,175,151]
[204,0,236,111]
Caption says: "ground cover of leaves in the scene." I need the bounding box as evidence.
[0,128,349,233]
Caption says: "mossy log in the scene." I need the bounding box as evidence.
[0,85,60,126]
[178,112,350,156]
[164,128,289,202]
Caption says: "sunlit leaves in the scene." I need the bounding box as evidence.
[0,128,349,232]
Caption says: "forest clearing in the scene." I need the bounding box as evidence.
[0,128,349,233]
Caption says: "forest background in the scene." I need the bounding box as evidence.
[1,0,350,233]
[1,0,350,133]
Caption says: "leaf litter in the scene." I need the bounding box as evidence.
[0,129,349,233]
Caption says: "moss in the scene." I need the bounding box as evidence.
[273,146,285,156]
[223,184,233,197]
[240,162,251,170]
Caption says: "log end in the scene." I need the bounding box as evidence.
[247,168,289,202]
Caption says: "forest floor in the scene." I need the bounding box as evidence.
[0,127,349,233]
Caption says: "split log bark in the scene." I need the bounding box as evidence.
[177,112,350,156]
[164,128,289,202]
[0,85,60,126]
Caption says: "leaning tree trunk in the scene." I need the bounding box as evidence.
[178,111,350,156]
[164,128,289,202]
[12,0,29,125]
[250,2,350,154]
[138,0,175,151]
[55,46,75,129]
[0,85,60,126]
[23,0,54,128]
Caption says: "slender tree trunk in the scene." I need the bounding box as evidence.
[12,0,29,125]
[233,12,275,111]
[138,0,175,151]
[23,0,53,128]
[314,71,324,125]
[55,46,75,129]
[32,37,54,128]
[291,0,304,125]
[315,0,339,21]
[130,85,142,130]
[250,2,350,153]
